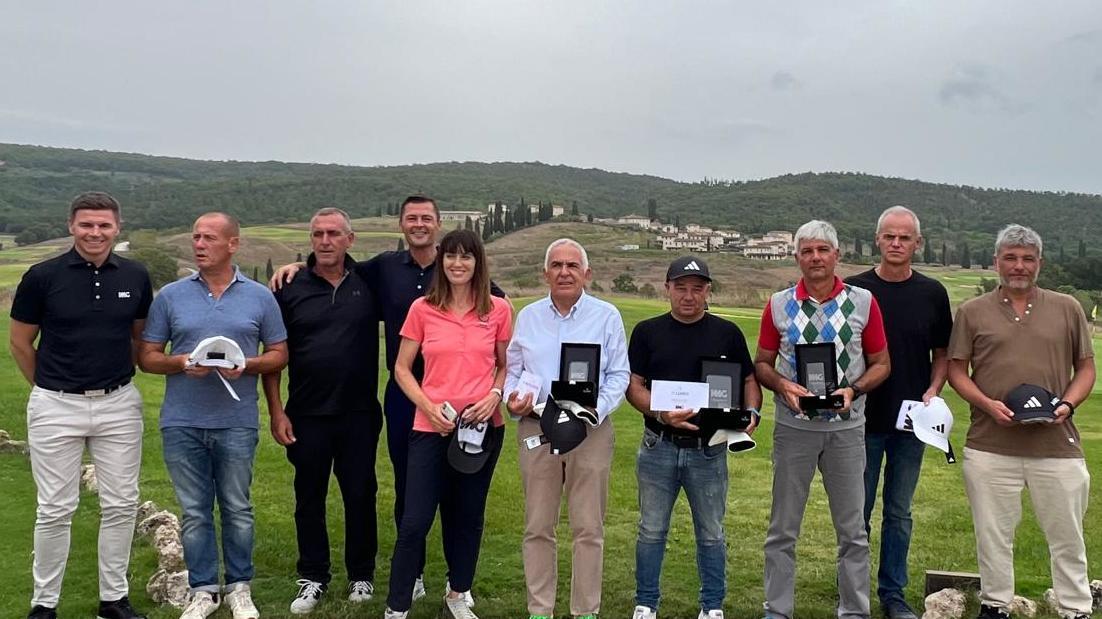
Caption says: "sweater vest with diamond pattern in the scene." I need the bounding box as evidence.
[768,283,875,431]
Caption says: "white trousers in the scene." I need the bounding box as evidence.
[26,383,143,607]
[962,447,1091,617]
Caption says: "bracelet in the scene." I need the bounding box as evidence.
[1056,400,1076,417]
[654,410,666,425]
[490,387,503,400]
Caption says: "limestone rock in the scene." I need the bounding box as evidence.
[0,429,29,455]
[137,500,160,524]
[146,568,190,608]
[81,464,98,493]
[137,511,180,538]
[923,588,967,619]
[1007,595,1036,617]
[1042,589,1059,612]
[152,526,185,572]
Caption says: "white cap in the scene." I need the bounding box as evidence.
[912,397,953,454]
[188,336,246,369]
[186,336,246,401]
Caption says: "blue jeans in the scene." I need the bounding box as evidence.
[162,427,259,592]
[863,431,925,605]
[635,429,728,612]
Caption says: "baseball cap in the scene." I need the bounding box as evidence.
[912,397,956,463]
[1005,384,1060,424]
[447,415,499,474]
[186,336,246,402]
[188,336,245,369]
[539,397,588,455]
[666,256,711,282]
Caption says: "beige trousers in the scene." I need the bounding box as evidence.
[962,447,1091,617]
[26,384,144,607]
[517,415,615,616]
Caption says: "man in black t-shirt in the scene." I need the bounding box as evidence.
[10,192,152,619]
[262,207,382,613]
[845,206,952,619]
[625,256,762,619]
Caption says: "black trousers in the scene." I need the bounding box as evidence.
[386,426,504,611]
[286,411,382,584]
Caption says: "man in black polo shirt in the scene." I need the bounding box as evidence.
[262,207,381,614]
[271,195,504,603]
[9,191,153,619]
[625,256,762,619]
[845,206,952,619]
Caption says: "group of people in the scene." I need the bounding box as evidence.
[10,192,1094,619]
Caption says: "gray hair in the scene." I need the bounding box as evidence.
[544,238,590,270]
[311,206,353,233]
[794,220,839,250]
[995,224,1043,257]
[876,205,921,237]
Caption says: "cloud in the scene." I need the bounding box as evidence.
[938,65,1026,114]
[771,71,800,91]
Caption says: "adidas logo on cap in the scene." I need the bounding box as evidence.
[683,260,701,271]
[1022,396,1043,409]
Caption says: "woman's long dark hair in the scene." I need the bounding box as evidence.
[424,229,492,316]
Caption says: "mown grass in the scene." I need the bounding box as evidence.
[0,297,1099,619]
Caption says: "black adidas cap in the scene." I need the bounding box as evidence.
[1004,383,1060,424]
[666,256,712,282]
[539,397,588,455]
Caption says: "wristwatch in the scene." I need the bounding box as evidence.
[849,385,864,400]
[1056,400,1076,417]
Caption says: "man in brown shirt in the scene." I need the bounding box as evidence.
[948,224,1095,619]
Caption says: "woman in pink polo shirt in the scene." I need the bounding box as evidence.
[384,229,512,619]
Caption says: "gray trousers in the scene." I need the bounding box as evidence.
[764,423,870,619]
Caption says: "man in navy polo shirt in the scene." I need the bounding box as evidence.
[262,207,381,614]
[140,212,287,619]
[10,191,152,619]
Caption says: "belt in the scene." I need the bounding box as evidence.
[57,379,131,397]
[656,430,708,449]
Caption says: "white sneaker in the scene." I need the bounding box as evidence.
[699,611,724,619]
[412,576,426,601]
[180,591,220,619]
[289,579,326,614]
[443,594,480,619]
[348,580,374,602]
[632,606,657,619]
[383,608,409,619]
[445,579,475,607]
[225,585,260,619]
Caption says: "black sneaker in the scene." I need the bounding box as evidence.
[97,596,147,619]
[27,606,56,619]
[976,605,1010,619]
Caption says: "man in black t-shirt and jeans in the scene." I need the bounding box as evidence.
[845,206,952,619]
[626,256,762,619]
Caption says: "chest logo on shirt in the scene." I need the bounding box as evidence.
[352,290,362,296]
[117,291,131,299]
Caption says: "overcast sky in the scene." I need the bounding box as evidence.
[2,1,1100,194]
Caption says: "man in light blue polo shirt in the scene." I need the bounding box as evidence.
[504,238,630,619]
[139,212,287,619]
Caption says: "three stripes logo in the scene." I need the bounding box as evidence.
[931,423,947,434]
[1022,396,1043,409]
[683,260,701,271]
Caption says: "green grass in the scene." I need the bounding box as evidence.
[0,299,1099,619]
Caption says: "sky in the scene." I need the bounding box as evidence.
[2,1,1101,194]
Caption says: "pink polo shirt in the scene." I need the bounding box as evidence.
[400,295,513,432]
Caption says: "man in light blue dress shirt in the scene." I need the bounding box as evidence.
[505,238,630,619]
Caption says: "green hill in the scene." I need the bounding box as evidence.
[2,142,1100,256]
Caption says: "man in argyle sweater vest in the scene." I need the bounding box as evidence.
[755,220,890,619]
